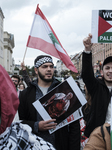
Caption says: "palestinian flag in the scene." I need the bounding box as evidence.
[91,10,112,43]
[27,4,78,73]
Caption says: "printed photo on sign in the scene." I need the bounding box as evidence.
[91,10,112,43]
[49,108,83,134]
[33,76,86,126]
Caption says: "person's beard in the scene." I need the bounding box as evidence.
[38,70,53,82]
[14,83,18,88]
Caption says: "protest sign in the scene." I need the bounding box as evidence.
[91,10,112,43]
[49,108,83,134]
[33,76,86,132]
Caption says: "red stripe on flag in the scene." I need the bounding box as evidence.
[27,36,60,59]
[27,36,78,73]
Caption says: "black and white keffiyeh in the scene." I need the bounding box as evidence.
[0,122,56,150]
[35,57,53,68]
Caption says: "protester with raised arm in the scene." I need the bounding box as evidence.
[81,34,112,138]
[21,62,31,87]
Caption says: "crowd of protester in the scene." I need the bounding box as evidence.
[0,34,112,150]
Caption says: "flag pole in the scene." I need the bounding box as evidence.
[23,47,27,62]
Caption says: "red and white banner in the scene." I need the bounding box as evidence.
[27,4,78,73]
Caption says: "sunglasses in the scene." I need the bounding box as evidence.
[12,80,18,83]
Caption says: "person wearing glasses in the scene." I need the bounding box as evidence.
[11,75,20,96]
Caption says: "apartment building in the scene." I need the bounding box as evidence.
[0,8,4,66]
[0,8,15,74]
[4,32,15,73]
[92,43,112,75]
[56,60,69,76]
[71,52,82,74]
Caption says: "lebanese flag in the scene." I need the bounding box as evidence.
[27,4,78,73]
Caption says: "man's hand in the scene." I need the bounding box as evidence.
[21,62,26,70]
[83,34,92,51]
[38,119,57,131]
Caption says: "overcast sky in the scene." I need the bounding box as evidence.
[0,0,111,67]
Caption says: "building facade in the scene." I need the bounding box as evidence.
[92,43,112,75]
[71,52,82,75]
[0,8,15,74]
[4,32,15,74]
[56,59,69,76]
[0,8,4,66]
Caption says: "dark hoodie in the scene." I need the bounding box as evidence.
[18,78,74,150]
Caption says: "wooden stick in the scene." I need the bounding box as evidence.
[23,47,27,62]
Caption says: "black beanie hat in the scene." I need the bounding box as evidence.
[102,56,112,68]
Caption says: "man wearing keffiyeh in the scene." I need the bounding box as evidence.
[18,55,81,150]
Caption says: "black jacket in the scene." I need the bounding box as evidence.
[18,78,80,150]
[18,78,60,130]
[81,52,111,137]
